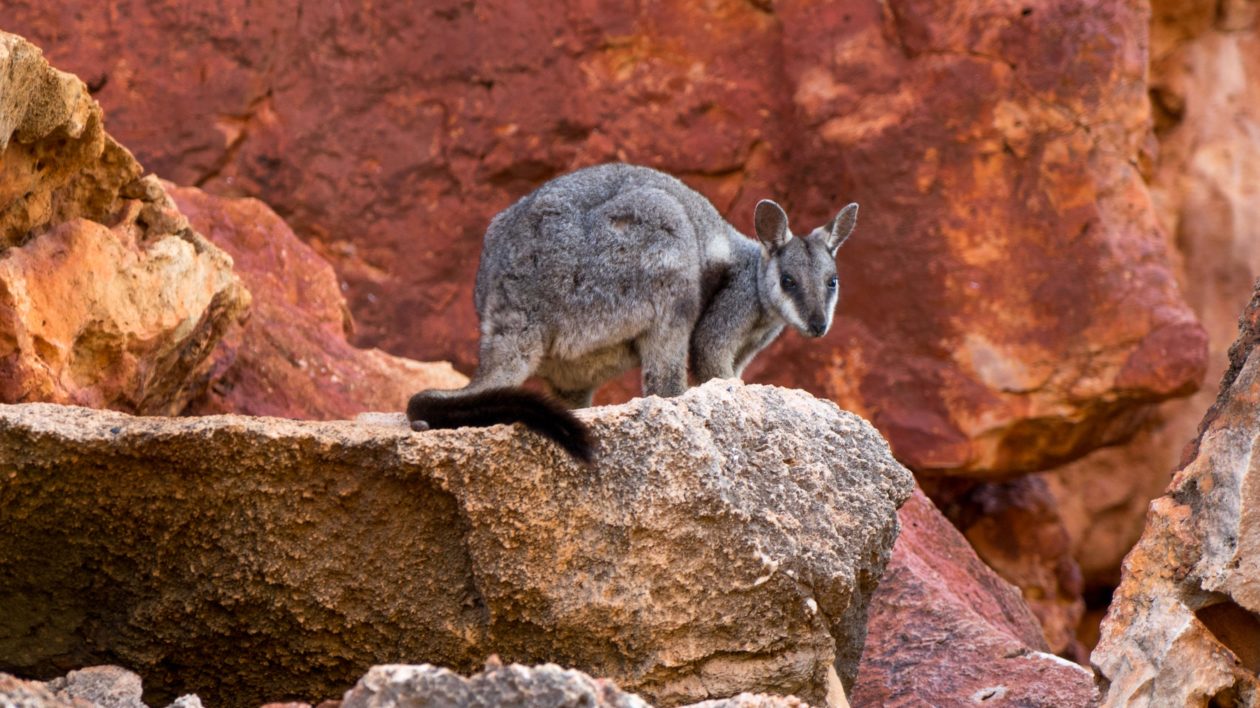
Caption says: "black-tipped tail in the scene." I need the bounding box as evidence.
[407,388,595,464]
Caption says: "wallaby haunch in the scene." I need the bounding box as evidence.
[407,163,859,462]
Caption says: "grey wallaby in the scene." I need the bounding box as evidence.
[407,163,858,462]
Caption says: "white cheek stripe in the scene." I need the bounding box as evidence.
[822,286,838,333]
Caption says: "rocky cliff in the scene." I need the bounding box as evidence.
[1,1,1206,478]
[1092,280,1260,706]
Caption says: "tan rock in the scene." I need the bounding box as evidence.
[0,34,136,247]
[0,31,249,414]
[1092,283,1260,705]
[0,381,912,707]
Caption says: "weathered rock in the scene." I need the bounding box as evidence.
[2,2,1205,476]
[0,31,250,414]
[1027,0,1260,650]
[1092,282,1260,705]
[931,476,1086,661]
[335,662,822,708]
[167,184,465,419]
[0,381,911,707]
[853,489,1099,707]
[45,667,145,708]
[0,673,91,708]
[0,34,135,247]
[340,663,648,708]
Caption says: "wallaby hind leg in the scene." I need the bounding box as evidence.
[467,327,544,390]
[637,326,689,398]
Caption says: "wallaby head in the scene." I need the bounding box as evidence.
[754,199,859,338]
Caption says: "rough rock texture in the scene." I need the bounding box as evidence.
[0,381,911,708]
[0,34,133,246]
[336,662,823,708]
[853,489,1099,707]
[167,184,465,419]
[0,673,91,708]
[45,667,145,708]
[1,1,1206,476]
[339,663,649,708]
[1029,0,1260,649]
[681,694,814,708]
[1092,282,1260,706]
[930,476,1086,661]
[0,667,203,708]
[0,31,250,414]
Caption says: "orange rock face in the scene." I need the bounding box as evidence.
[2,0,1206,476]
[0,32,250,414]
[1030,0,1260,649]
[169,185,465,420]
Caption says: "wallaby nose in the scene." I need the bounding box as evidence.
[808,321,827,337]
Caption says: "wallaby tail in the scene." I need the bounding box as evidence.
[406,387,595,464]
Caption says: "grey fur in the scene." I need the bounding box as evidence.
[415,163,858,410]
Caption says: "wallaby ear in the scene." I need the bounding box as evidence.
[754,199,791,250]
[825,202,858,253]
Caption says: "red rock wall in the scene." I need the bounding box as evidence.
[1,0,1206,479]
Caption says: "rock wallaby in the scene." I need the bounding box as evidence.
[407,163,858,463]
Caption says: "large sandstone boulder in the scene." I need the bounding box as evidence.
[0,32,249,414]
[1092,282,1260,705]
[167,184,465,419]
[853,489,1098,706]
[2,1,1206,476]
[0,381,912,707]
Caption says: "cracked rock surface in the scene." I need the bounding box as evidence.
[1092,280,1260,706]
[0,381,911,707]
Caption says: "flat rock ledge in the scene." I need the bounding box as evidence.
[0,380,912,707]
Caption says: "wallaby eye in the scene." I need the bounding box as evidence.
[827,276,838,289]
[780,274,796,290]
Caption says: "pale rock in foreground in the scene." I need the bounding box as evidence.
[338,662,824,708]
[0,381,912,707]
[0,666,202,708]
[1093,282,1260,706]
[340,663,649,708]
